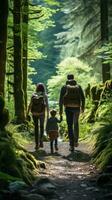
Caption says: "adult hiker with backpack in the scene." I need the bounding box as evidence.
[59,74,85,152]
[27,83,49,150]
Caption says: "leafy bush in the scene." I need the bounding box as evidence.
[47,57,97,101]
[92,123,112,170]
[96,102,112,122]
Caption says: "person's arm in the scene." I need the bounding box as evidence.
[27,98,32,116]
[45,94,49,119]
[79,85,85,112]
[59,86,66,116]
[46,119,49,134]
[57,116,63,123]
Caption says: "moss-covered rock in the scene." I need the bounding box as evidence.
[0,171,21,184]
[92,124,112,171]
[0,129,39,186]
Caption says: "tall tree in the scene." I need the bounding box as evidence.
[0,0,8,96]
[22,0,29,111]
[100,0,110,83]
[13,0,25,122]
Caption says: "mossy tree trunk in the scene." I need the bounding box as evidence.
[0,0,8,96]
[22,0,29,111]
[13,0,25,123]
[100,0,110,83]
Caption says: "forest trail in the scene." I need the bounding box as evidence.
[26,142,108,200]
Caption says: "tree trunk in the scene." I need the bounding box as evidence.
[0,0,8,96]
[22,0,29,111]
[100,0,110,83]
[13,0,25,123]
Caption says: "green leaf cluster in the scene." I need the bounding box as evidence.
[47,57,97,101]
[95,43,112,64]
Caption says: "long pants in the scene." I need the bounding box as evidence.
[65,107,80,147]
[32,114,45,147]
[50,139,58,153]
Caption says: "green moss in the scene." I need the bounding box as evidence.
[0,171,21,182]
[94,141,112,169]
[91,123,112,170]
[0,127,39,185]
[0,171,22,190]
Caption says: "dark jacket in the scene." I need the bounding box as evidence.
[59,79,85,114]
[46,117,62,133]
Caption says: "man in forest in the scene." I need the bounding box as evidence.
[59,74,85,152]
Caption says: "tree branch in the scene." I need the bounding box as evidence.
[9,7,14,14]
[7,80,14,86]
[29,14,44,20]
[29,10,42,14]
[7,45,14,50]
[9,91,14,95]
[6,72,14,76]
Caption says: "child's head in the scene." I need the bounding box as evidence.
[50,109,57,117]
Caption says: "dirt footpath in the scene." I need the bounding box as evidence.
[27,142,109,200]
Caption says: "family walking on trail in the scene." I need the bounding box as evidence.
[27,74,85,154]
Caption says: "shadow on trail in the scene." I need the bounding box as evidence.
[32,149,62,161]
[63,150,91,162]
[32,149,91,163]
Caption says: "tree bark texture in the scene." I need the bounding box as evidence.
[13,0,25,122]
[100,0,110,83]
[0,0,8,96]
[22,0,29,111]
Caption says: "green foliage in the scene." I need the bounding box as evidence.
[95,81,112,122]
[28,4,56,61]
[27,67,36,101]
[92,123,112,170]
[0,127,39,185]
[96,102,112,122]
[55,0,102,75]
[95,43,112,64]
[59,115,68,140]
[47,57,97,102]
[44,0,60,6]
[0,171,21,182]
[29,1,61,84]
[0,171,22,191]
[80,120,92,140]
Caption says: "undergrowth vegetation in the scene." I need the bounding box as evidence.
[0,124,42,187]
[81,81,112,171]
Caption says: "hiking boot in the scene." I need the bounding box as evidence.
[74,143,79,147]
[69,146,74,152]
[51,148,54,154]
[35,145,39,151]
[39,141,43,148]
[55,146,58,151]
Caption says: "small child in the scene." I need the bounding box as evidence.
[46,109,62,154]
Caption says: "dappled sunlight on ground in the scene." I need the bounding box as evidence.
[25,141,109,200]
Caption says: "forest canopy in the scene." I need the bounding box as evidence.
[0,1,112,198]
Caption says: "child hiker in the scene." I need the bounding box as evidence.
[46,109,62,154]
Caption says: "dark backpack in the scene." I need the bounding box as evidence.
[31,93,45,113]
[63,85,80,106]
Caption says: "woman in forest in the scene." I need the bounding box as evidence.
[27,83,49,150]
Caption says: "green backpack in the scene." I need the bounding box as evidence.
[63,85,80,107]
[31,93,45,113]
